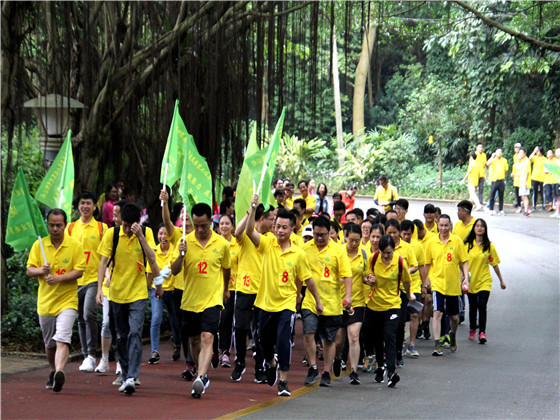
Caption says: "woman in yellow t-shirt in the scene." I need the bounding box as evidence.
[464,219,506,344]
[217,214,237,367]
[529,146,546,211]
[460,153,482,210]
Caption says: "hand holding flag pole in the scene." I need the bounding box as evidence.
[181,204,186,256]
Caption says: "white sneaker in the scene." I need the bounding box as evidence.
[115,361,122,375]
[79,356,96,372]
[118,378,135,394]
[498,210,505,216]
[112,375,123,386]
[488,210,496,216]
[95,358,109,373]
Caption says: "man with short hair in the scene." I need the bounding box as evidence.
[171,203,231,398]
[486,148,509,215]
[424,215,469,356]
[27,209,86,392]
[345,210,358,225]
[374,175,398,212]
[413,219,433,339]
[66,191,108,373]
[246,198,323,397]
[96,203,162,395]
[274,189,285,208]
[395,198,417,240]
[332,201,346,242]
[453,200,475,242]
[474,143,487,204]
[284,182,295,210]
[302,216,352,387]
[296,180,317,221]
[292,198,307,233]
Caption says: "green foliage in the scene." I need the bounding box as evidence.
[276,134,329,183]
[505,127,555,157]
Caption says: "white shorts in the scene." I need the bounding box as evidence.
[39,308,78,348]
[519,186,531,196]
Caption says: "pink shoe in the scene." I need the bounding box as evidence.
[468,329,476,341]
[220,353,231,368]
[479,332,487,344]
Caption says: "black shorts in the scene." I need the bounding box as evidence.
[182,305,221,336]
[301,309,342,343]
[342,306,365,327]
[234,292,257,331]
[432,292,459,316]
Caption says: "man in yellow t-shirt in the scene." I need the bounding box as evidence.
[374,174,399,212]
[453,200,475,242]
[295,179,317,221]
[27,209,86,393]
[301,216,352,387]
[529,146,546,211]
[171,203,231,399]
[513,147,532,215]
[246,194,323,397]
[512,142,522,210]
[284,182,295,210]
[413,219,434,339]
[231,203,274,383]
[96,203,161,395]
[486,148,509,215]
[425,215,469,356]
[474,143,487,205]
[66,191,108,373]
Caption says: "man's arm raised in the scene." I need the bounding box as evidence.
[160,190,175,238]
[245,194,261,247]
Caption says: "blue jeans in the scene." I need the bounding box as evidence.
[150,289,181,352]
[111,299,147,380]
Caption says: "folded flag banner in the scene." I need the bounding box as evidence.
[160,100,187,191]
[544,162,560,183]
[235,121,259,225]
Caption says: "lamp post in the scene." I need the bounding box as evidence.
[23,94,84,167]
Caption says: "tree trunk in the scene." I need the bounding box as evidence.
[332,30,344,169]
[352,25,376,140]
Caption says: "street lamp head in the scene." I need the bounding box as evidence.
[24,94,84,137]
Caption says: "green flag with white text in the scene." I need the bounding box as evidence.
[234,121,259,224]
[35,130,74,215]
[160,100,187,189]
[6,167,48,251]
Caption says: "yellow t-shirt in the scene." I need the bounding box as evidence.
[424,233,468,296]
[289,232,305,249]
[296,194,317,221]
[423,223,438,235]
[452,217,475,242]
[173,230,231,313]
[27,235,86,316]
[530,155,547,183]
[302,240,352,316]
[343,247,370,308]
[466,158,479,187]
[146,243,176,291]
[227,237,239,291]
[66,218,108,286]
[475,151,487,178]
[167,226,186,290]
[254,234,312,313]
[284,196,294,210]
[419,229,435,248]
[489,157,508,181]
[466,242,500,294]
[97,226,156,304]
[544,158,560,185]
[515,157,532,188]
[408,240,425,294]
[394,239,418,294]
[374,184,399,212]
[236,233,263,295]
[365,253,411,311]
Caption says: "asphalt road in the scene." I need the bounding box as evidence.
[242,198,560,419]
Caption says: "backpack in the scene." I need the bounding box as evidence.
[107,225,146,270]
[371,250,404,295]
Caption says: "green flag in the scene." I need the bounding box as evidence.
[545,162,560,183]
[35,130,74,215]
[6,167,48,252]
[178,123,213,215]
[160,100,188,189]
[234,121,259,224]
[260,107,285,205]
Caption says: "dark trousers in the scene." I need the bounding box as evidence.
[395,292,408,358]
[258,309,294,371]
[532,181,544,208]
[366,308,399,375]
[478,177,485,204]
[514,186,521,207]
[173,289,194,364]
[468,291,490,333]
[233,292,263,370]
[544,184,554,205]
[489,180,505,211]
[219,292,235,355]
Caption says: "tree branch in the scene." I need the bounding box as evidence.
[453,0,560,52]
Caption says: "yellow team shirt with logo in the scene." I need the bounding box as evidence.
[467,242,500,294]
[97,226,156,304]
[419,229,435,248]
[515,157,532,188]
[452,217,475,242]
[342,247,370,308]
[254,234,312,313]
[236,233,263,295]
[374,184,399,212]
[423,223,438,235]
[227,237,239,291]
[284,196,294,210]
[173,231,231,313]
[530,155,547,183]
[394,240,418,293]
[365,253,411,312]
[290,232,305,249]
[475,151,487,178]
[425,234,468,296]
[302,240,352,316]
[466,158,479,187]
[27,235,86,316]
[489,158,508,181]
[65,218,108,286]
[146,243,176,291]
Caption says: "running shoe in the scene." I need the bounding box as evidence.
[333,358,342,377]
[423,323,431,340]
[319,371,331,387]
[254,369,268,384]
[449,332,457,352]
[172,346,181,361]
[441,334,451,348]
[396,356,404,368]
[408,345,419,358]
[211,352,219,369]
[277,380,291,396]
[302,355,309,366]
[79,356,96,372]
[119,378,135,395]
[134,378,141,386]
[341,360,347,371]
[499,210,505,216]
[349,371,360,385]
[432,342,443,356]
[387,372,400,388]
[45,371,55,389]
[191,375,209,398]
[53,370,65,392]
[479,332,487,344]
[95,358,109,373]
[148,351,160,365]
[181,363,197,381]
[362,355,375,373]
[115,361,122,375]
[230,362,246,382]
[374,366,385,383]
[220,352,231,368]
[265,363,278,387]
[304,366,319,385]
[112,375,123,386]
[469,329,476,341]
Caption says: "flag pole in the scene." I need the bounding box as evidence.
[161,163,168,207]
[38,236,47,265]
[181,204,186,256]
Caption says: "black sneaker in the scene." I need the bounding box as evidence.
[45,371,55,389]
[333,358,342,377]
[254,369,268,384]
[211,352,219,369]
[349,371,360,385]
[148,351,160,365]
[423,323,431,340]
[265,363,278,387]
[374,366,385,383]
[387,372,400,388]
[396,356,404,368]
[449,332,457,352]
[319,371,331,387]
[277,380,291,396]
[230,363,246,382]
[181,363,197,381]
[172,346,181,361]
[304,366,319,385]
[53,370,65,392]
